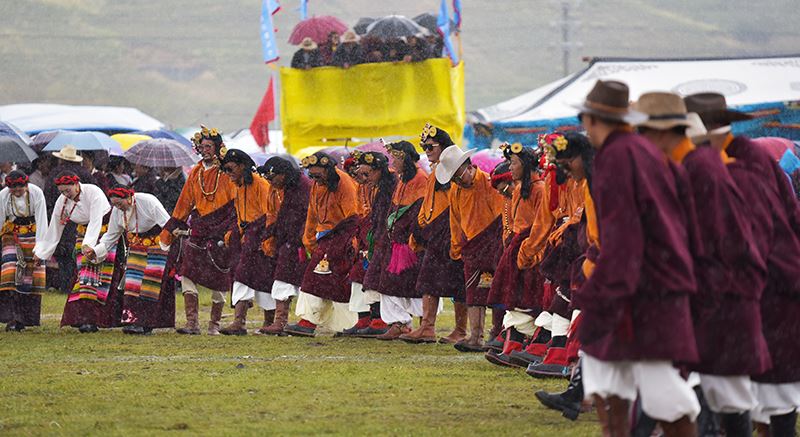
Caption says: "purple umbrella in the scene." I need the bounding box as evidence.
[123,138,199,168]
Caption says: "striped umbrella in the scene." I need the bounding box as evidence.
[123,138,199,168]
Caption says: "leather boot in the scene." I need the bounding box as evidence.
[207,301,224,336]
[258,299,291,335]
[220,300,250,335]
[439,301,467,344]
[399,295,438,343]
[453,306,485,352]
[376,322,411,341]
[720,412,752,437]
[659,415,697,437]
[769,410,797,437]
[534,361,585,421]
[606,395,631,437]
[593,395,612,437]
[176,293,201,335]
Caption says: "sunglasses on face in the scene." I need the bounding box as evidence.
[421,142,439,152]
[222,166,236,174]
[452,165,470,184]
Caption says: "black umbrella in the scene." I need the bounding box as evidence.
[413,13,455,35]
[354,17,375,35]
[0,121,32,145]
[366,15,428,39]
[0,136,38,163]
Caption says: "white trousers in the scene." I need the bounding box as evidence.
[751,382,800,424]
[581,352,701,422]
[231,281,272,308]
[295,291,356,332]
[348,282,370,313]
[504,309,536,336]
[363,288,381,305]
[379,295,424,324]
[271,280,298,302]
[181,277,227,304]
[698,374,757,414]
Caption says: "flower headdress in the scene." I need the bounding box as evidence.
[191,125,227,159]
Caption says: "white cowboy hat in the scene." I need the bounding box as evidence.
[435,145,476,184]
[52,145,83,163]
[632,92,706,133]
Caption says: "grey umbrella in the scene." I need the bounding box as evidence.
[0,136,38,163]
[413,13,455,35]
[354,17,375,35]
[123,138,199,168]
[366,15,428,39]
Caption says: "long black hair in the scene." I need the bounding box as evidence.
[259,157,301,189]
[512,147,538,199]
[388,141,420,183]
[220,149,256,185]
[555,131,595,189]
[357,152,397,230]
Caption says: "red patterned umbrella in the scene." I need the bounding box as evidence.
[289,16,348,45]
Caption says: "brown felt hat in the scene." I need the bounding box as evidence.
[683,92,753,128]
[633,92,706,133]
[572,80,647,125]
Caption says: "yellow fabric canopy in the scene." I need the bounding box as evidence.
[111,133,152,151]
[280,58,465,153]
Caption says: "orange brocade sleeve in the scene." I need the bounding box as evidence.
[302,169,358,253]
[516,177,557,270]
[582,184,599,278]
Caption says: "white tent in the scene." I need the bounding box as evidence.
[0,103,165,134]
[471,55,800,124]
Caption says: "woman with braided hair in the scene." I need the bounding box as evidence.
[0,171,48,331]
[86,187,174,335]
[34,171,114,333]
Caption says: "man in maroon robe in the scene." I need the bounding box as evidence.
[572,80,700,436]
[686,92,800,436]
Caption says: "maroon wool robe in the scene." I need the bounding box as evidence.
[461,216,503,306]
[572,130,698,363]
[727,136,800,383]
[412,208,465,299]
[378,200,423,298]
[487,227,543,311]
[268,176,311,287]
[300,216,359,303]
[361,183,395,292]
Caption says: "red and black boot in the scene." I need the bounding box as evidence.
[509,326,551,367]
[336,312,371,337]
[284,318,317,337]
[526,335,570,378]
[484,327,525,367]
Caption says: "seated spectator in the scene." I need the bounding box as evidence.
[361,35,386,63]
[291,38,322,70]
[319,31,340,66]
[405,35,432,62]
[332,31,364,68]
[425,33,444,58]
[386,38,410,62]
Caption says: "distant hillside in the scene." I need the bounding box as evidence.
[0,0,797,131]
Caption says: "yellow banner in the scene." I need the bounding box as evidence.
[280,58,465,153]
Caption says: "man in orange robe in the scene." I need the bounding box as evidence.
[160,126,237,336]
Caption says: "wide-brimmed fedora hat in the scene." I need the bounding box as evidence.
[633,92,706,135]
[342,31,358,43]
[300,37,318,50]
[52,145,83,163]
[435,145,475,184]
[572,80,647,125]
[683,92,753,127]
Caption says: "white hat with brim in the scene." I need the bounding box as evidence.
[435,146,476,184]
[52,145,83,163]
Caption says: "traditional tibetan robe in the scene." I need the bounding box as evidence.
[264,175,311,293]
[572,130,699,363]
[411,165,464,299]
[33,183,122,328]
[378,168,427,297]
[726,134,800,383]
[349,183,379,285]
[229,175,273,306]
[669,139,771,376]
[159,163,237,292]
[0,184,48,326]
[94,193,175,329]
[300,168,359,303]
[360,178,395,294]
[488,174,547,310]
[448,169,504,306]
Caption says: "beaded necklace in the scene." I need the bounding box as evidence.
[59,187,81,225]
[122,197,140,245]
[198,165,221,199]
[10,191,30,218]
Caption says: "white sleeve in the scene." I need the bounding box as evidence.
[94,209,123,263]
[33,195,67,260]
[0,188,9,225]
[30,186,49,243]
[80,187,111,252]
[151,195,171,227]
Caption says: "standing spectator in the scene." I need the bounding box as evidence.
[131,164,157,194]
[27,154,54,190]
[291,38,322,70]
[332,31,364,68]
[80,151,110,194]
[319,31,340,66]
[107,156,132,187]
[386,38,410,62]
[361,35,386,63]
[153,167,186,215]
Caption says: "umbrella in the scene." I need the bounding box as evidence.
[0,121,32,145]
[413,13,455,35]
[366,15,428,40]
[30,130,73,152]
[471,149,506,174]
[0,136,38,163]
[134,129,193,148]
[289,16,349,45]
[354,17,376,35]
[123,138,200,168]
[42,131,124,155]
[111,133,152,151]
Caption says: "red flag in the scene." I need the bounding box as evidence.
[250,76,275,147]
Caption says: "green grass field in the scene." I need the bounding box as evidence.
[0,292,599,436]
